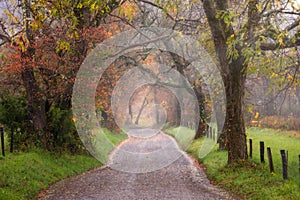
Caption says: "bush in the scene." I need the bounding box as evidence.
[260,115,300,131]
[0,93,83,153]
[0,93,34,151]
[47,104,83,153]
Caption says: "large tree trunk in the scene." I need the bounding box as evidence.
[202,0,248,163]
[224,63,248,163]
[21,0,50,150]
[21,67,50,149]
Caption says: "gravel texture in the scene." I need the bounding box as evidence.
[39,130,240,200]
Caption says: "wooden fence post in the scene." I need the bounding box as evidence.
[249,139,252,159]
[267,147,274,173]
[212,128,215,141]
[209,126,212,139]
[260,141,265,163]
[0,127,5,157]
[280,150,288,180]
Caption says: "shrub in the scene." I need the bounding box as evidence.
[47,104,83,153]
[260,115,300,131]
[0,93,34,151]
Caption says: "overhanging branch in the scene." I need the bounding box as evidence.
[261,38,300,50]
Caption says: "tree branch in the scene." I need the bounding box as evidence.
[284,18,300,32]
[261,36,300,50]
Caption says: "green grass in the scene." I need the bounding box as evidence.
[247,127,300,182]
[93,128,128,163]
[185,127,300,200]
[164,126,195,149]
[0,149,101,200]
[103,128,127,145]
[0,129,127,200]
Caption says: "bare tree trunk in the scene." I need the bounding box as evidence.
[129,103,133,123]
[135,96,148,125]
[153,86,160,124]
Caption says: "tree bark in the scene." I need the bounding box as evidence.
[21,0,50,150]
[202,0,248,162]
[135,95,148,125]
[153,86,160,125]
[21,68,49,149]
[224,62,248,163]
[194,82,207,139]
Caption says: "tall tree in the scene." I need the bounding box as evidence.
[0,0,121,149]
[201,0,300,163]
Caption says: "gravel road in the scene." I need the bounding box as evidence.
[39,130,240,200]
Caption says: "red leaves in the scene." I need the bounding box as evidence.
[1,24,109,104]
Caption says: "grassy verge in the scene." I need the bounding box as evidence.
[164,126,195,149]
[247,128,300,182]
[0,150,100,200]
[0,129,127,200]
[185,127,300,200]
[101,128,128,146]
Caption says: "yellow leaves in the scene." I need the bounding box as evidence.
[124,6,134,22]
[91,2,99,10]
[74,31,79,40]
[278,37,284,46]
[160,101,166,106]
[19,42,26,53]
[72,117,77,122]
[56,41,71,53]
[275,0,281,8]
[256,4,263,13]
[254,112,260,119]
[271,172,276,176]
[287,74,293,80]
[14,36,29,53]
[248,106,253,114]
[30,20,40,31]
[117,1,138,22]
[68,30,79,40]
[77,3,83,9]
[271,72,278,78]
[216,10,236,29]
[277,32,287,47]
